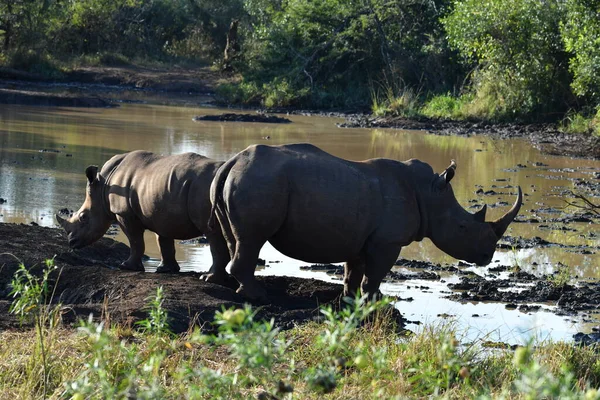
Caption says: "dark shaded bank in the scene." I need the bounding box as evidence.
[193,113,291,123]
[0,88,114,107]
[0,223,349,334]
[338,115,600,159]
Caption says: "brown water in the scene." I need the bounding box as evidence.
[1,103,599,343]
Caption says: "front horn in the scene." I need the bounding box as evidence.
[55,213,69,229]
[490,187,523,238]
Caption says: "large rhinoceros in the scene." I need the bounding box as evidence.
[57,150,230,274]
[207,143,522,300]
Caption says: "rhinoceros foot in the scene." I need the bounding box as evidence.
[119,260,145,272]
[156,262,180,274]
[200,271,230,284]
[236,284,268,303]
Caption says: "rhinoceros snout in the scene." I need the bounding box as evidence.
[475,252,493,266]
[67,234,82,249]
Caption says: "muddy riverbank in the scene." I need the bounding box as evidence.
[1,222,599,341]
[0,223,351,333]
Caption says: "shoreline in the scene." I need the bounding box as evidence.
[1,65,598,159]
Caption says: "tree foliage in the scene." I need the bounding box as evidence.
[442,0,571,119]
[561,0,600,107]
[239,0,457,108]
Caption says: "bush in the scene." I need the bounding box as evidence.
[561,0,600,107]
[6,50,63,78]
[421,94,472,120]
[443,0,571,120]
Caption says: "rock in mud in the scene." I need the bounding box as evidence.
[193,113,292,124]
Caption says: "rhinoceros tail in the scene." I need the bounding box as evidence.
[207,158,237,233]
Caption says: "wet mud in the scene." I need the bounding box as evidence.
[193,113,291,124]
[0,223,357,333]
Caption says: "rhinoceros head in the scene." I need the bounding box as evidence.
[56,165,113,249]
[425,160,522,266]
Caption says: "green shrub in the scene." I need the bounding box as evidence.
[561,0,600,107]
[421,94,472,120]
[443,0,570,120]
[6,50,63,78]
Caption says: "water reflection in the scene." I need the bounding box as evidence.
[1,103,599,344]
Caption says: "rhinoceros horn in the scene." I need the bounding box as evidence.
[490,187,523,238]
[55,213,70,230]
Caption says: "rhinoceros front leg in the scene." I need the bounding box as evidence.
[155,235,180,273]
[117,216,145,272]
[361,244,401,298]
[343,258,365,297]
[200,230,231,283]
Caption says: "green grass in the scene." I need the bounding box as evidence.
[3,260,600,399]
[560,111,600,136]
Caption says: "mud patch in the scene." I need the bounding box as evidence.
[193,113,291,124]
[447,275,600,315]
[0,223,363,333]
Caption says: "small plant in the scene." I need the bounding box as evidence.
[136,286,172,337]
[9,257,62,399]
[548,264,572,288]
[560,112,598,135]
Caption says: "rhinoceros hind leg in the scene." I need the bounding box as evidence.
[361,244,401,298]
[155,235,180,273]
[343,258,365,297]
[229,241,268,302]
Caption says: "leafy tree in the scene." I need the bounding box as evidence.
[443,0,571,119]
[561,0,600,108]
[239,0,456,108]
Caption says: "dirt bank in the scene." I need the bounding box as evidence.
[0,64,228,107]
[0,223,348,333]
[0,88,114,107]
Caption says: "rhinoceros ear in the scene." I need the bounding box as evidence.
[85,165,99,185]
[473,204,487,222]
[436,159,457,189]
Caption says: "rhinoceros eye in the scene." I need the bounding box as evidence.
[79,212,88,223]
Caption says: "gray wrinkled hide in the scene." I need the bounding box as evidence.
[57,150,229,274]
[209,143,521,300]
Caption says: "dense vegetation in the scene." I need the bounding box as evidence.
[4,260,600,399]
[1,0,599,130]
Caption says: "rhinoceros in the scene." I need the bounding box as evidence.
[208,143,522,300]
[56,150,230,275]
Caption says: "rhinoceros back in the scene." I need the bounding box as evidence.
[105,151,218,239]
[224,144,384,263]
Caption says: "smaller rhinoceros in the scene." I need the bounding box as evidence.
[209,143,522,301]
[56,150,229,274]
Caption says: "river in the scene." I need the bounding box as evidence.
[0,102,599,344]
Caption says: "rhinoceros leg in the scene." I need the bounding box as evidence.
[155,235,180,273]
[117,216,145,272]
[343,258,365,297]
[361,244,401,298]
[200,231,231,283]
[229,241,268,302]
